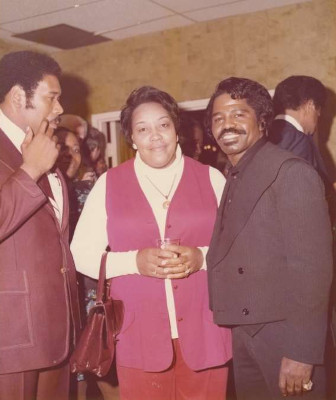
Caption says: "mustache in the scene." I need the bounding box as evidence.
[218,127,246,140]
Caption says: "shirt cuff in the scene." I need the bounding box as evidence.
[199,246,208,270]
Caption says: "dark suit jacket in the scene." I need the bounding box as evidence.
[207,141,333,364]
[269,119,330,187]
[0,128,81,374]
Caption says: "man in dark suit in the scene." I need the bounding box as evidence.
[206,77,333,399]
[268,75,332,193]
[0,51,81,400]
[269,76,336,399]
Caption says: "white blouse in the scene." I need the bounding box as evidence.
[71,145,225,337]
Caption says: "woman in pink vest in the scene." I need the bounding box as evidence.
[71,86,232,400]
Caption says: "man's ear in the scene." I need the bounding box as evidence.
[258,119,266,132]
[9,85,26,109]
[303,99,315,115]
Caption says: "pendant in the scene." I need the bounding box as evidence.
[163,200,170,209]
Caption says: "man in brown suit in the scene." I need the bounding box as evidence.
[206,77,333,399]
[0,51,81,400]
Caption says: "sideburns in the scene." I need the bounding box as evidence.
[25,90,35,109]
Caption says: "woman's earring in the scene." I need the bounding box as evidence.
[132,143,138,150]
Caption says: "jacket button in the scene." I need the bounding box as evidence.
[173,285,178,290]
[177,317,183,322]
[238,267,244,274]
[60,267,67,274]
[167,224,172,229]
[242,308,249,316]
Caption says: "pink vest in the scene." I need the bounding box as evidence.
[106,156,232,371]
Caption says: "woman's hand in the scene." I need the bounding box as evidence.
[81,171,96,182]
[160,245,204,279]
[136,246,203,279]
[136,247,180,278]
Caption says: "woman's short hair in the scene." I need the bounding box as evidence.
[205,77,274,137]
[120,86,180,145]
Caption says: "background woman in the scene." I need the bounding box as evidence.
[54,127,116,400]
[71,86,232,400]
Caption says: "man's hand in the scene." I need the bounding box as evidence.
[21,119,59,181]
[279,357,313,396]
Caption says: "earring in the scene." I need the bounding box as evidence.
[132,143,137,150]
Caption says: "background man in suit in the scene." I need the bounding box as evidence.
[206,77,333,399]
[0,51,81,400]
[268,75,333,194]
[269,78,336,397]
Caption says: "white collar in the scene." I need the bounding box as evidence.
[134,144,183,178]
[275,114,304,133]
[0,109,25,153]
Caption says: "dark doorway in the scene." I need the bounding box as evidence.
[179,109,227,172]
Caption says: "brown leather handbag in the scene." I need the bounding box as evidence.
[70,252,124,377]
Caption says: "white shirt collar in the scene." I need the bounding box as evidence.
[0,109,25,153]
[275,114,304,133]
[134,143,183,178]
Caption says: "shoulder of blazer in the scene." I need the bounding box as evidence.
[241,141,300,185]
[208,142,300,266]
[0,128,22,170]
[269,119,301,137]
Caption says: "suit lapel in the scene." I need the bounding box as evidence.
[0,129,65,227]
[208,142,297,267]
[38,169,68,231]
[56,168,69,232]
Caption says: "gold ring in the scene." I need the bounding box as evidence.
[302,380,313,391]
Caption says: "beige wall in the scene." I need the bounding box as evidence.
[0,40,27,58]
[53,0,336,177]
[1,0,336,177]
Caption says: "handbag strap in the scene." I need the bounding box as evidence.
[96,252,108,304]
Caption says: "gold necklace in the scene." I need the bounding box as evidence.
[146,174,177,209]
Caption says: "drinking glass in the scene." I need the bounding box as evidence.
[157,238,180,248]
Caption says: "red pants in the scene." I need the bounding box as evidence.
[0,362,70,400]
[117,340,228,400]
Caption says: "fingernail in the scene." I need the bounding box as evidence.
[173,254,178,259]
[161,260,167,266]
[164,268,169,273]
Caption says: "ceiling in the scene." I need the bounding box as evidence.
[0,0,311,52]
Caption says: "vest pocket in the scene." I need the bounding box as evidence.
[0,270,34,350]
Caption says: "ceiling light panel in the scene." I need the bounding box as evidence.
[184,0,311,21]
[104,14,193,40]
[151,0,237,13]
[0,0,94,23]
[1,0,173,35]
